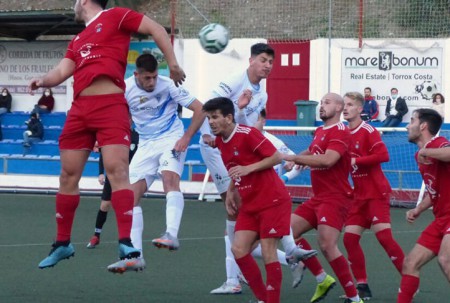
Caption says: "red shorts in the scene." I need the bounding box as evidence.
[417,216,450,255]
[235,201,291,239]
[345,196,391,229]
[294,196,352,230]
[59,94,130,150]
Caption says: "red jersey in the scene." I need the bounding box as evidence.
[65,8,143,98]
[309,122,353,199]
[416,136,450,218]
[215,124,291,213]
[349,121,391,199]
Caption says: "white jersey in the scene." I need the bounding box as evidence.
[126,75,195,140]
[200,70,268,137]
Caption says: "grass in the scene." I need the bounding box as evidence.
[0,193,447,303]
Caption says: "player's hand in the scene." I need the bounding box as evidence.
[28,78,44,95]
[173,136,190,152]
[169,65,186,87]
[417,148,432,165]
[202,134,216,148]
[98,174,105,185]
[406,208,420,223]
[228,165,250,179]
[225,189,240,216]
[237,89,252,109]
[283,161,295,171]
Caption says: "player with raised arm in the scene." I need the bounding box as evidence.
[106,53,205,272]
[31,0,185,271]
[203,96,292,303]
[282,93,363,303]
[203,44,315,294]
[398,108,450,303]
[342,92,404,300]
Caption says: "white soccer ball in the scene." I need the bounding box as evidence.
[415,80,438,100]
[198,23,229,54]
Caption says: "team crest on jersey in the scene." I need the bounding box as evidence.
[139,96,148,104]
[321,135,326,141]
[233,148,239,156]
[355,141,360,149]
[95,23,103,33]
[155,94,162,102]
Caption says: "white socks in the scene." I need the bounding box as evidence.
[166,191,184,238]
[251,244,288,266]
[225,235,240,285]
[130,206,143,256]
[281,227,298,255]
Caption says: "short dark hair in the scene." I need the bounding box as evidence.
[414,108,443,136]
[251,43,275,57]
[136,53,158,73]
[92,0,108,9]
[364,87,371,92]
[203,97,235,119]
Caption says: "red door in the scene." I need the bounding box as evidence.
[266,41,310,120]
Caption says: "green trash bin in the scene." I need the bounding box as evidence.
[294,100,318,126]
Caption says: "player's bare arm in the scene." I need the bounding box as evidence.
[283,149,341,168]
[28,58,75,93]
[138,16,185,86]
[406,194,432,223]
[225,183,239,216]
[228,151,281,179]
[173,100,206,152]
[419,146,450,162]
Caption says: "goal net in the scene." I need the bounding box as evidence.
[263,126,450,208]
[141,0,450,42]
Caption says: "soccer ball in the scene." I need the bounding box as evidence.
[415,80,438,100]
[198,23,229,54]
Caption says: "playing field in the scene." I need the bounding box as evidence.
[0,193,447,303]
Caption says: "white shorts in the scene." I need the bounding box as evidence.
[129,136,187,187]
[200,142,230,194]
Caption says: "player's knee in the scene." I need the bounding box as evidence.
[231,243,248,259]
[402,254,417,274]
[437,253,450,273]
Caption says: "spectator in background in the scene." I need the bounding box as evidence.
[23,113,44,148]
[431,93,445,119]
[31,88,55,118]
[382,88,408,127]
[0,88,12,115]
[361,87,379,121]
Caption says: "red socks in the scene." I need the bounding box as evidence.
[376,228,405,274]
[343,233,367,283]
[397,274,419,303]
[235,253,267,302]
[297,238,324,276]
[329,255,358,298]
[265,262,282,303]
[55,193,80,242]
[110,189,134,240]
